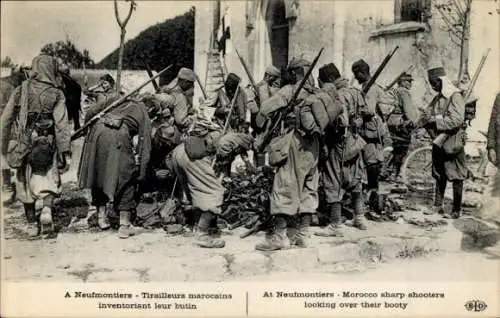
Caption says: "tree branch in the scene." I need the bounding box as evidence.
[114,0,124,28]
[450,34,461,46]
[452,0,466,17]
[437,6,462,32]
[122,1,135,28]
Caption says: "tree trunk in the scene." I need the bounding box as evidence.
[116,29,126,94]
[458,0,472,82]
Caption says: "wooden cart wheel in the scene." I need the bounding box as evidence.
[401,145,435,192]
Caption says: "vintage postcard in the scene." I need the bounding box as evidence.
[1,0,499,317]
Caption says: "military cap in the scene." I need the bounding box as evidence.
[264,65,280,77]
[351,59,370,74]
[178,67,196,82]
[427,57,446,79]
[184,136,207,160]
[318,63,341,83]
[225,73,241,88]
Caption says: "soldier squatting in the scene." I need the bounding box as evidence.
[1,45,499,251]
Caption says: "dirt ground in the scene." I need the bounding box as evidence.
[1,139,499,282]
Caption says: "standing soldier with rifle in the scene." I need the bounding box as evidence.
[421,59,467,219]
[246,65,281,126]
[385,72,419,181]
[352,59,395,121]
[253,53,323,251]
[351,59,393,219]
[314,63,368,236]
[246,65,280,167]
[212,73,248,133]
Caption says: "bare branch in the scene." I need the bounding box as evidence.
[437,11,456,30]
[452,0,466,17]
[121,1,136,28]
[114,0,124,28]
[450,33,461,46]
[437,6,463,31]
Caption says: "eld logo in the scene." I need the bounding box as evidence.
[464,300,487,312]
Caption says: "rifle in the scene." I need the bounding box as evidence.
[211,85,241,168]
[255,47,325,152]
[240,215,273,239]
[143,62,160,93]
[71,64,172,141]
[362,46,399,97]
[385,64,414,91]
[464,48,490,101]
[433,48,490,148]
[235,48,259,107]
[194,72,207,100]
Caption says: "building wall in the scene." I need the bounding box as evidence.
[194,0,499,141]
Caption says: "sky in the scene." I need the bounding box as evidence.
[1,0,207,65]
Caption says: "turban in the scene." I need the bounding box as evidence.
[352,59,370,74]
[318,63,341,83]
[264,65,280,77]
[178,67,195,82]
[100,73,115,86]
[288,57,311,69]
[225,73,241,89]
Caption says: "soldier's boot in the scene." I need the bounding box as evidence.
[444,181,463,219]
[118,211,138,239]
[291,213,312,248]
[315,203,344,237]
[39,195,55,233]
[195,211,225,248]
[255,215,290,251]
[426,178,447,215]
[352,192,368,230]
[23,203,40,238]
[97,206,111,230]
[208,215,222,238]
[2,169,16,206]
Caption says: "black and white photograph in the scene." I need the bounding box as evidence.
[1,0,499,316]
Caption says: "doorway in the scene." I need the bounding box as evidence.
[265,0,289,70]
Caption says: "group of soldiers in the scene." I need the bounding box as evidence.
[1,49,495,252]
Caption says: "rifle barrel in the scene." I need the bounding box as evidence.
[465,48,490,100]
[235,48,259,106]
[363,46,399,96]
[385,64,413,91]
[144,62,160,93]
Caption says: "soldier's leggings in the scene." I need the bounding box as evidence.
[366,163,380,191]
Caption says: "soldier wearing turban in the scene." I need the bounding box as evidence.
[422,59,468,219]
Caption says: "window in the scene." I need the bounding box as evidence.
[395,0,431,23]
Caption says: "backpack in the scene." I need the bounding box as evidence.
[6,80,53,169]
